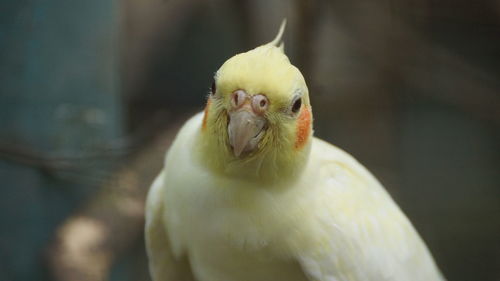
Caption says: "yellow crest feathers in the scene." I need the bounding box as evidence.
[267,19,287,53]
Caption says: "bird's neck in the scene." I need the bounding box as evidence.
[195,127,312,185]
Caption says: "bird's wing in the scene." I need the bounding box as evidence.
[145,171,196,281]
[296,138,444,281]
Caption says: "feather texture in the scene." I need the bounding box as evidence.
[145,21,444,281]
[145,113,445,281]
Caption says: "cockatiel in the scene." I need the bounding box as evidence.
[145,21,445,281]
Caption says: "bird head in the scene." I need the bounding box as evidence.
[198,21,313,183]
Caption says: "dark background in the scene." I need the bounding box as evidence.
[0,0,499,281]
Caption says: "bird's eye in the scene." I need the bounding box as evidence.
[291,97,302,114]
[211,81,216,95]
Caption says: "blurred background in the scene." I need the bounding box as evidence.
[0,0,499,280]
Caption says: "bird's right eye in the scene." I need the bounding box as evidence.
[211,81,216,95]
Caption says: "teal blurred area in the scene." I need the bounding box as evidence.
[0,1,499,281]
[0,0,123,280]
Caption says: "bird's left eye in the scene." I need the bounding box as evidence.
[290,97,302,115]
[211,81,216,95]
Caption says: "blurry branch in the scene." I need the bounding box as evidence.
[0,141,74,173]
[0,141,117,187]
[45,117,187,281]
[0,111,177,187]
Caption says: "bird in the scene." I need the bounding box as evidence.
[145,20,445,281]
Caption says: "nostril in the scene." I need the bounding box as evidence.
[232,90,247,108]
[252,95,269,114]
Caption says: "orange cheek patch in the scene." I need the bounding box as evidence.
[202,98,211,131]
[295,106,312,149]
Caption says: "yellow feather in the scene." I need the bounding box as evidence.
[145,21,445,281]
[200,21,312,183]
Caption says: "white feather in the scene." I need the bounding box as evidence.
[146,112,445,281]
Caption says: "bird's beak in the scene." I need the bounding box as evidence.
[228,109,266,157]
